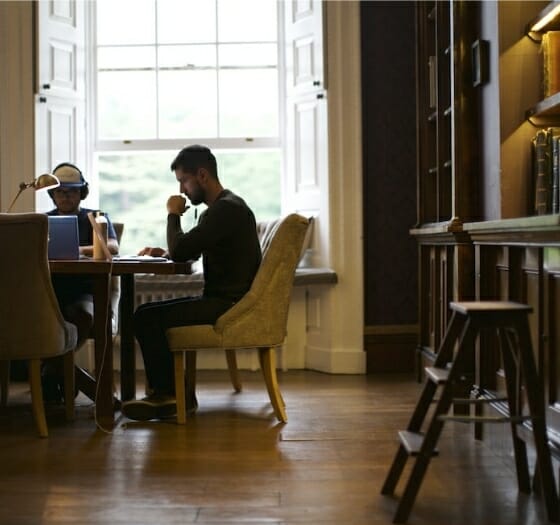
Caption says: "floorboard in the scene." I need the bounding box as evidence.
[0,370,551,524]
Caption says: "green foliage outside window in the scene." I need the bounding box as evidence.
[99,150,280,255]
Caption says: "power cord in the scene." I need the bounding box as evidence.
[87,211,119,433]
[92,257,116,434]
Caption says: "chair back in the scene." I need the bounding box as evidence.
[0,213,76,360]
[113,222,124,244]
[215,213,310,347]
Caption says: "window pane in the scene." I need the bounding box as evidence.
[157,0,216,44]
[98,150,281,254]
[97,0,155,45]
[158,71,218,138]
[158,44,216,69]
[97,152,174,255]
[217,150,281,221]
[95,0,280,143]
[219,69,278,137]
[218,0,277,43]
[97,72,157,139]
[98,46,156,70]
[219,43,276,68]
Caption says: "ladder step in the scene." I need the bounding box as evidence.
[398,431,439,456]
[438,414,532,424]
[452,397,509,404]
[425,366,449,384]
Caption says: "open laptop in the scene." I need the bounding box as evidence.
[47,215,80,260]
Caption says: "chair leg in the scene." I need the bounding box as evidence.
[63,352,75,422]
[75,365,96,401]
[184,352,198,413]
[174,353,186,424]
[258,347,287,423]
[28,359,48,438]
[225,349,242,393]
[0,360,10,406]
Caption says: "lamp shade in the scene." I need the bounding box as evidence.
[33,173,60,191]
[6,173,60,212]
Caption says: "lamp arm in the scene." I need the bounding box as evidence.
[5,176,57,213]
[6,186,26,213]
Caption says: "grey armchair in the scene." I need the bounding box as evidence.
[0,213,77,437]
[167,213,311,424]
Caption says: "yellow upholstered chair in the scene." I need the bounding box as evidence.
[0,213,77,437]
[166,213,310,424]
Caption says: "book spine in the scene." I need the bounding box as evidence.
[428,56,436,109]
[542,33,549,98]
[542,31,560,97]
[553,134,560,214]
[534,129,551,215]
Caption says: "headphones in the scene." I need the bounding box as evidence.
[48,162,90,200]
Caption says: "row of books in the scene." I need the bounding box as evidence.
[532,127,560,215]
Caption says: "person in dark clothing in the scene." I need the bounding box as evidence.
[47,163,119,346]
[122,145,262,421]
[44,162,119,402]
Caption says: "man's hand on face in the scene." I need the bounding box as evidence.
[167,195,189,216]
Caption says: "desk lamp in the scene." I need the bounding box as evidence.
[6,173,60,212]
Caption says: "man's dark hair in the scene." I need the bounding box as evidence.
[170,145,218,180]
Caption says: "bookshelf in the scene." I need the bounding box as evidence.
[522,3,560,214]
[456,1,560,459]
[526,92,560,124]
[413,1,479,372]
[410,0,560,465]
[416,1,451,225]
[411,3,560,462]
[415,1,480,228]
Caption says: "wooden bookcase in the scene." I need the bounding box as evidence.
[414,0,560,458]
[415,1,480,227]
[465,2,560,454]
[416,1,451,225]
[412,1,480,371]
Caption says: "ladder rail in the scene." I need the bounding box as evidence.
[381,302,560,524]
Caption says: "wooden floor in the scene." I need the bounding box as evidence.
[0,370,552,524]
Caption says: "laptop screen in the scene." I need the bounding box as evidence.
[47,215,80,260]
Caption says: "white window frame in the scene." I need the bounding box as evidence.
[86,1,284,166]
[36,0,366,373]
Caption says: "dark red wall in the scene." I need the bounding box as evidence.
[361,1,418,326]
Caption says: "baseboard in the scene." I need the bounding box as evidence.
[364,324,418,373]
[305,345,366,373]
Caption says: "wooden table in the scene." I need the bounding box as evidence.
[49,259,191,429]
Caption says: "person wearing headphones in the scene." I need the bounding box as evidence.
[44,162,120,402]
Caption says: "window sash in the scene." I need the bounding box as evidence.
[93,1,281,151]
[95,137,279,153]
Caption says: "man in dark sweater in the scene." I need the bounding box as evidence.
[122,145,262,421]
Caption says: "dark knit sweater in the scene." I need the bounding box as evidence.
[167,190,261,302]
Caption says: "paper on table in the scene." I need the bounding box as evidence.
[113,255,169,262]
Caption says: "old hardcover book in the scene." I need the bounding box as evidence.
[553,134,560,213]
[534,128,552,215]
[542,31,560,97]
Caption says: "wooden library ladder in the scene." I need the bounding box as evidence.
[381,301,559,523]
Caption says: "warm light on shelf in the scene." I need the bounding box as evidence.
[530,4,560,32]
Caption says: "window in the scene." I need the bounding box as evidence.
[94,0,281,253]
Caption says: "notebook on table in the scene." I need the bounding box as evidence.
[113,255,169,262]
[47,215,80,260]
